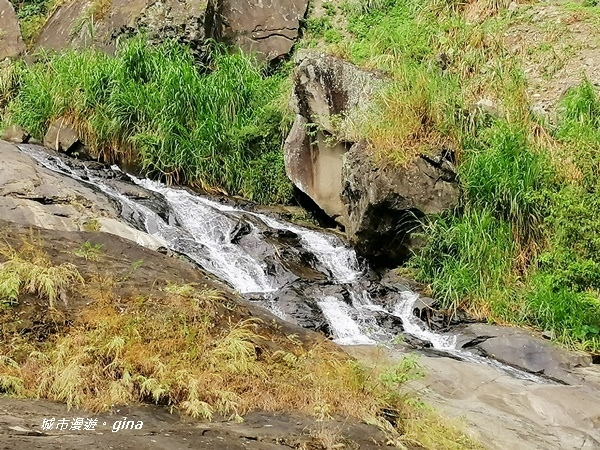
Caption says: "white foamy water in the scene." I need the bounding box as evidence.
[393,290,457,350]
[131,178,275,294]
[185,195,363,284]
[318,296,376,345]
[15,145,553,382]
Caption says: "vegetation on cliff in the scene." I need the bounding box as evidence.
[305,0,600,351]
[1,37,293,204]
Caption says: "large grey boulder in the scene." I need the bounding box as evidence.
[34,0,308,60]
[284,51,460,263]
[0,0,25,59]
[284,51,385,225]
[342,142,459,263]
[35,0,207,53]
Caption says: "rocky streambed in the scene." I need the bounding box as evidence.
[2,139,600,449]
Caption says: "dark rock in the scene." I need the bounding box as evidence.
[35,0,306,60]
[274,284,329,331]
[231,220,252,244]
[284,50,460,265]
[0,0,25,59]
[342,143,460,265]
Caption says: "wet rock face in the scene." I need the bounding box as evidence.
[0,140,167,250]
[34,0,307,60]
[456,323,594,384]
[0,0,25,59]
[284,51,460,265]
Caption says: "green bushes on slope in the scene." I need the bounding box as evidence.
[308,0,600,350]
[5,37,293,204]
[413,83,600,351]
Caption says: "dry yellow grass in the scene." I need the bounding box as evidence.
[0,236,83,308]
[0,230,481,449]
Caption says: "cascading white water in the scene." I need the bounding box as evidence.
[174,193,362,284]
[317,296,376,345]
[17,144,459,349]
[393,291,457,350]
[130,178,276,294]
[16,144,551,382]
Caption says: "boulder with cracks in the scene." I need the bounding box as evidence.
[34,0,308,60]
[284,50,460,264]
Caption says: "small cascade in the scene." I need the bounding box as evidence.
[16,144,550,382]
[393,291,457,350]
[318,296,376,345]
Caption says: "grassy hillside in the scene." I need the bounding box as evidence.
[3,0,600,350]
[1,37,294,204]
[304,0,600,351]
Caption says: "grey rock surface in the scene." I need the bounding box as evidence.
[284,51,460,263]
[43,119,81,153]
[0,140,166,250]
[457,323,593,384]
[0,0,25,59]
[34,0,307,60]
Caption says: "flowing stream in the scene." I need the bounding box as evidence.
[18,144,545,382]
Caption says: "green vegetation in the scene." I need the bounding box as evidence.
[9,0,62,45]
[304,0,600,350]
[413,83,600,350]
[73,241,104,261]
[326,0,520,163]
[4,37,293,204]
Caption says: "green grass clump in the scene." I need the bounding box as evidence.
[326,0,600,350]
[9,0,63,45]
[412,82,600,351]
[7,37,293,204]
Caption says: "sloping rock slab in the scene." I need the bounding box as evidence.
[0,140,165,250]
[457,323,593,384]
[0,398,388,449]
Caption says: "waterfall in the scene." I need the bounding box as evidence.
[16,144,552,382]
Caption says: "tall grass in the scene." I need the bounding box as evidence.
[7,37,293,204]
[412,82,600,351]
[329,0,600,350]
[325,0,521,163]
